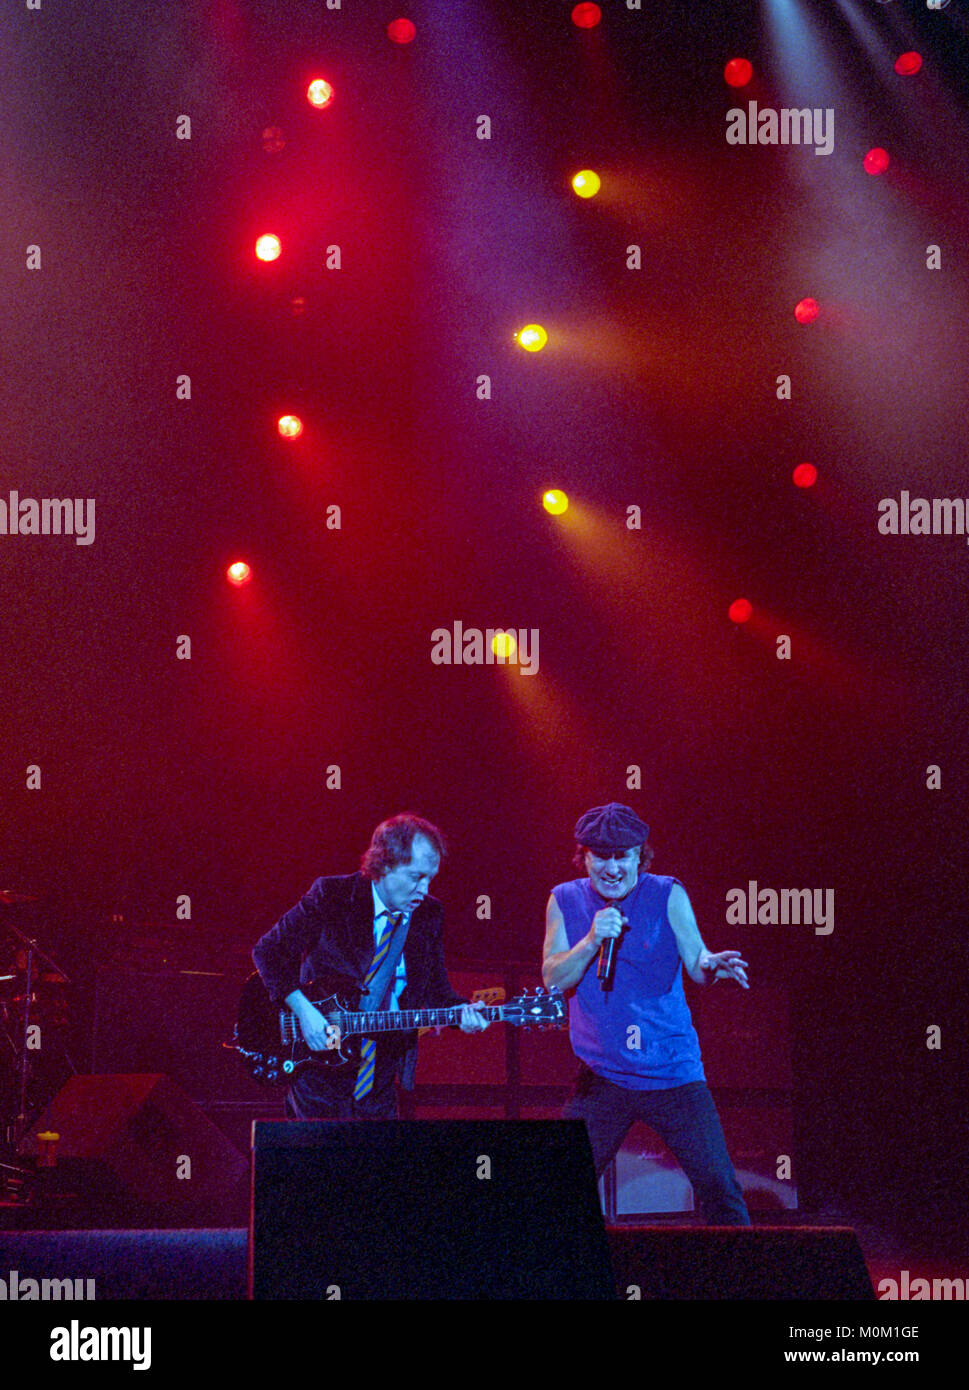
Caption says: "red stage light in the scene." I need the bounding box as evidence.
[571,3,602,29]
[792,463,818,489]
[729,599,753,624]
[307,79,334,109]
[255,234,281,262]
[724,58,753,88]
[864,147,890,176]
[227,562,252,587]
[894,52,923,77]
[794,297,819,324]
[277,415,304,440]
[387,18,416,44]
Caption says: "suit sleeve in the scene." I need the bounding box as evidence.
[252,877,329,1004]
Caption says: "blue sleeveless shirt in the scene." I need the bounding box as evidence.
[551,873,705,1090]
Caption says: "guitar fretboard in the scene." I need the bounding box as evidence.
[280,1004,506,1043]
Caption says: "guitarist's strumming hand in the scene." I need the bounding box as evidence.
[289,995,341,1051]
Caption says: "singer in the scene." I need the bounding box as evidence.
[542,802,751,1225]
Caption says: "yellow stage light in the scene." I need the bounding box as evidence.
[571,170,601,198]
[515,324,548,352]
[543,489,569,515]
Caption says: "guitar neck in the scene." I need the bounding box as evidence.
[340,1004,505,1036]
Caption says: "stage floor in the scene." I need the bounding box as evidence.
[0,1216,961,1300]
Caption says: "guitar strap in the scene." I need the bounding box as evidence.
[358,909,411,1013]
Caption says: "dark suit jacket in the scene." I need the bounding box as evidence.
[252,871,466,1088]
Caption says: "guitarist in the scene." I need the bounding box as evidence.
[252,813,488,1119]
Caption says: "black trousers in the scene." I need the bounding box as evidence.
[285,1055,399,1120]
[564,1067,751,1225]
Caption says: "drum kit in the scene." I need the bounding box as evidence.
[0,889,72,1200]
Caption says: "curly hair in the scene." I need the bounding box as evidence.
[572,841,655,874]
[361,813,447,880]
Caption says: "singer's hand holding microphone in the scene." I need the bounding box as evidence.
[589,906,627,987]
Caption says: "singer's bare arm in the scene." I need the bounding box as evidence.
[668,883,749,988]
[542,893,610,991]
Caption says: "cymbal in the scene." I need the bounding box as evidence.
[0,890,43,904]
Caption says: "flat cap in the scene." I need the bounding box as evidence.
[574,802,649,852]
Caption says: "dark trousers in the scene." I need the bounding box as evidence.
[564,1069,750,1226]
[285,1056,399,1120]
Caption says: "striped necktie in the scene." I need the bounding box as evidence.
[353,909,404,1101]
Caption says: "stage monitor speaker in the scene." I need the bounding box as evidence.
[23,1073,248,1207]
[250,1118,615,1300]
[608,1226,875,1300]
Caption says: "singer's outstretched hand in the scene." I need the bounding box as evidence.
[697,949,749,988]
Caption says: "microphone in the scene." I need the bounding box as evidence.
[596,935,616,988]
[595,900,628,990]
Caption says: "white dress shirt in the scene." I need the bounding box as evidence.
[371,883,408,1010]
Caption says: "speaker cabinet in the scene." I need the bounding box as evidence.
[250,1118,615,1299]
[614,1122,696,1216]
[609,1225,875,1299]
[22,1073,247,1208]
[688,986,792,1088]
[413,972,508,1084]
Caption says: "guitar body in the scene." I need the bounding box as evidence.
[234,971,363,1083]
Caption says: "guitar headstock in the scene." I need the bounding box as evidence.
[501,986,566,1029]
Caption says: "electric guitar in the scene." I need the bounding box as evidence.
[232,971,566,1084]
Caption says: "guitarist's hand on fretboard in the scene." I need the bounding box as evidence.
[457,1001,490,1033]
